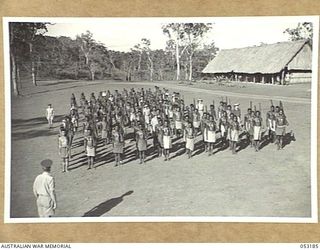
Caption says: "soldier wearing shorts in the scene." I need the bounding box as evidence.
[33,159,57,217]
[275,109,289,150]
[253,110,263,152]
[184,121,195,159]
[58,129,69,172]
[86,129,96,169]
[136,123,148,164]
[204,115,217,156]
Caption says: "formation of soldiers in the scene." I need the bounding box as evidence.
[55,86,290,172]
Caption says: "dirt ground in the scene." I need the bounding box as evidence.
[10,80,312,218]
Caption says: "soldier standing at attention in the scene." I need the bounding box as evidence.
[163,120,173,161]
[218,111,229,147]
[217,101,225,119]
[86,129,96,169]
[192,108,201,135]
[253,110,263,152]
[112,124,125,167]
[33,159,57,217]
[232,103,241,123]
[205,115,217,156]
[275,109,289,150]
[196,99,204,119]
[266,105,276,143]
[156,119,164,157]
[230,115,240,154]
[58,129,69,172]
[244,108,253,146]
[184,121,195,159]
[173,106,183,138]
[45,104,55,129]
[136,123,148,164]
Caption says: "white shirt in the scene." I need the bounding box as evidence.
[46,107,54,119]
[33,172,55,198]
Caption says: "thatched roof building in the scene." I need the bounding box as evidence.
[202,40,312,84]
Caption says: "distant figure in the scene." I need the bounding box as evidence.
[33,159,57,218]
[45,104,55,128]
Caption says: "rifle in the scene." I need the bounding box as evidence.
[279,101,283,111]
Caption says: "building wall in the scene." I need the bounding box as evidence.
[287,43,312,71]
[288,72,312,83]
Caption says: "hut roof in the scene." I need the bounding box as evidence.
[202,40,310,74]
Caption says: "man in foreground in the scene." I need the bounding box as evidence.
[33,159,57,217]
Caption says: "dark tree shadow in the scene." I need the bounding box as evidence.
[83,190,134,217]
[40,80,78,87]
[12,115,65,131]
[12,129,59,141]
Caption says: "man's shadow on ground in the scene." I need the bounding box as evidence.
[82,190,134,217]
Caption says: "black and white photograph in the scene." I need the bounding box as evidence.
[3,16,318,222]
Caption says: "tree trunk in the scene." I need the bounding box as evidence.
[150,67,153,82]
[175,41,180,81]
[90,70,95,81]
[148,56,154,82]
[29,43,37,86]
[17,64,21,90]
[10,51,19,96]
[184,65,188,80]
[158,69,163,81]
[188,53,193,81]
[138,52,142,71]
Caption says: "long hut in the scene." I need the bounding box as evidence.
[202,40,312,85]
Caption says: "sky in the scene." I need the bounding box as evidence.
[44,16,315,52]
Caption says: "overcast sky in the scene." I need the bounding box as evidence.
[44,16,314,51]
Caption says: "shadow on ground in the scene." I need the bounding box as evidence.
[83,191,134,217]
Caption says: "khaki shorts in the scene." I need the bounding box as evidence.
[37,195,54,217]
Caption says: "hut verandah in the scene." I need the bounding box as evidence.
[202,40,312,85]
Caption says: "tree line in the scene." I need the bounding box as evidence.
[9,21,313,96]
[9,22,218,96]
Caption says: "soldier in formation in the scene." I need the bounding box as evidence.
[55,88,291,171]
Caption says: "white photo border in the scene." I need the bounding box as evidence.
[3,16,319,223]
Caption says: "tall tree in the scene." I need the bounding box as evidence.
[162,23,212,81]
[162,24,189,81]
[9,22,48,95]
[76,31,97,80]
[138,38,154,81]
[183,23,212,81]
[284,22,313,42]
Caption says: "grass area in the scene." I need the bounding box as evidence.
[186,80,312,99]
[10,80,312,218]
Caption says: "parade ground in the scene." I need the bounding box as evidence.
[10,80,312,218]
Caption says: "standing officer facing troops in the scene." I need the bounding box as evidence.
[33,159,57,217]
